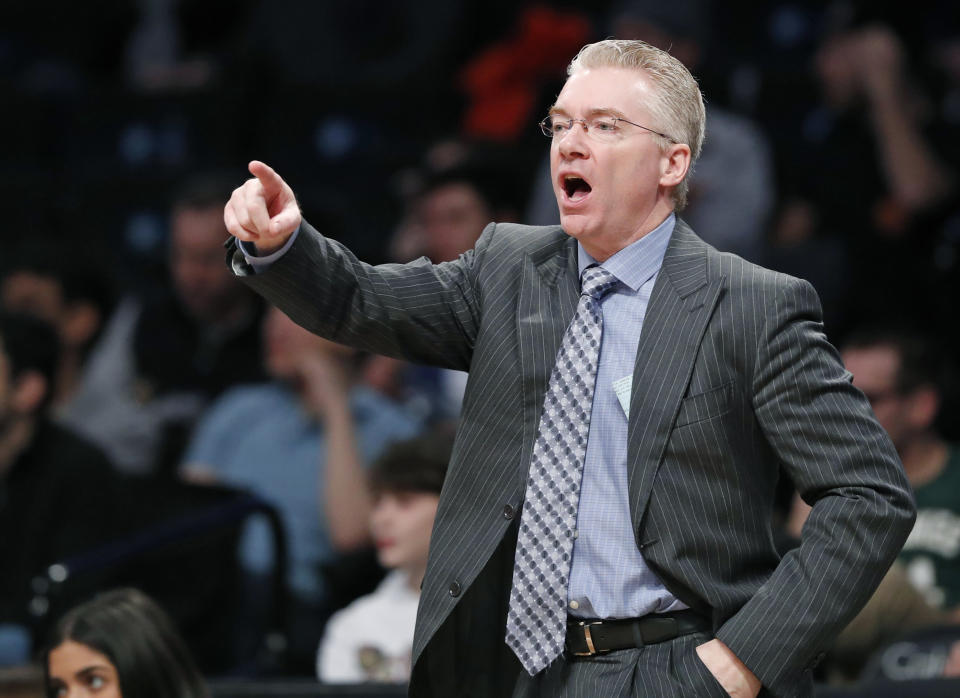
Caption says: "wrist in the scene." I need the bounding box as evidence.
[250,235,290,256]
[320,401,353,426]
[696,639,761,697]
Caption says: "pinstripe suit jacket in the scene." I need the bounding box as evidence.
[229,218,915,698]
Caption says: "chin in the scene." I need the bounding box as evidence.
[265,359,291,380]
[377,549,400,569]
[559,213,591,240]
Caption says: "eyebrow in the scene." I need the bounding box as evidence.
[77,665,111,677]
[547,106,629,119]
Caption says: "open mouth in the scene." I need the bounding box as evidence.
[563,175,592,201]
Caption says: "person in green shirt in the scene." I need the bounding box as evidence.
[842,326,960,609]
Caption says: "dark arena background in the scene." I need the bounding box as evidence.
[1,1,959,696]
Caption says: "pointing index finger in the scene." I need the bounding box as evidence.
[248,160,283,199]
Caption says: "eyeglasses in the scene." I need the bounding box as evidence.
[539,115,676,143]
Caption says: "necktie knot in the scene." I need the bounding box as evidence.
[580,265,619,301]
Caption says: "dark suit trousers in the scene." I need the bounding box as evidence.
[511,630,728,698]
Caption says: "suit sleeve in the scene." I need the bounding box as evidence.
[230,220,495,371]
[715,276,916,696]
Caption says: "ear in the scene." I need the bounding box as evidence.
[12,371,48,415]
[62,301,101,348]
[659,142,691,189]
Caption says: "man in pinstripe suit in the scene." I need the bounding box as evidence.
[224,39,914,698]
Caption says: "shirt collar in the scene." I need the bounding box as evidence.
[577,213,675,292]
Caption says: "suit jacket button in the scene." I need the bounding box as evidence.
[503,504,515,520]
[448,581,462,597]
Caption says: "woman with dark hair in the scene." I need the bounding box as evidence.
[44,588,207,698]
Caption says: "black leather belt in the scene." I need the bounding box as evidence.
[565,610,710,656]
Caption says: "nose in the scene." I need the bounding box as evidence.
[557,121,589,159]
[370,498,396,531]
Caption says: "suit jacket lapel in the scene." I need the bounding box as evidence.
[626,220,725,541]
[517,232,580,477]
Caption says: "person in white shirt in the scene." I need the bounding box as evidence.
[317,428,452,683]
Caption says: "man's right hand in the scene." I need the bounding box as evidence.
[224,160,301,255]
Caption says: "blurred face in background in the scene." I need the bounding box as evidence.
[170,205,245,322]
[418,182,492,263]
[47,640,121,698]
[262,306,352,380]
[370,489,439,574]
[1,272,63,327]
[842,344,930,450]
[2,272,101,355]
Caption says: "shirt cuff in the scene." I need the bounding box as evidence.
[238,225,300,272]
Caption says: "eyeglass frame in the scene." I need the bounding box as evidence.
[538,114,677,144]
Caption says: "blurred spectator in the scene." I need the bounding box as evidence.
[0,313,120,663]
[391,161,519,265]
[785,479,953,682]
[822,561,949,683]
[60,175,266,474]
[135,175,265,397]
[840,326,960,609]
[784,323,960,680]
[0,241,115,412]
[44,587,206,698]
[378,156,521,420]
[925,17,960,360]
[180,307,421,670]
[317,428,451,683]
[611,0,775,260]
[525,0,776,262]
[766,16,956,335]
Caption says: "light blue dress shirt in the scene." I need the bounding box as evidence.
[184,384,421,600]
[568,213,687,619]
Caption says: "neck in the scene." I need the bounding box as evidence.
[580,203,673,262]
[53,352,82,407]
[0,417,36,480]
[403,562,427,593]
[900,434,949,487]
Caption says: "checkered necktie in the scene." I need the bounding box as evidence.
[506,264,619,675]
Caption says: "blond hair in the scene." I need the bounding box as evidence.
[567,39,706,210]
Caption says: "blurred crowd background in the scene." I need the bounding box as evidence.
[2,0,960,694]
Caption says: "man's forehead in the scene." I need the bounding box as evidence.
[553,67,655,113]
